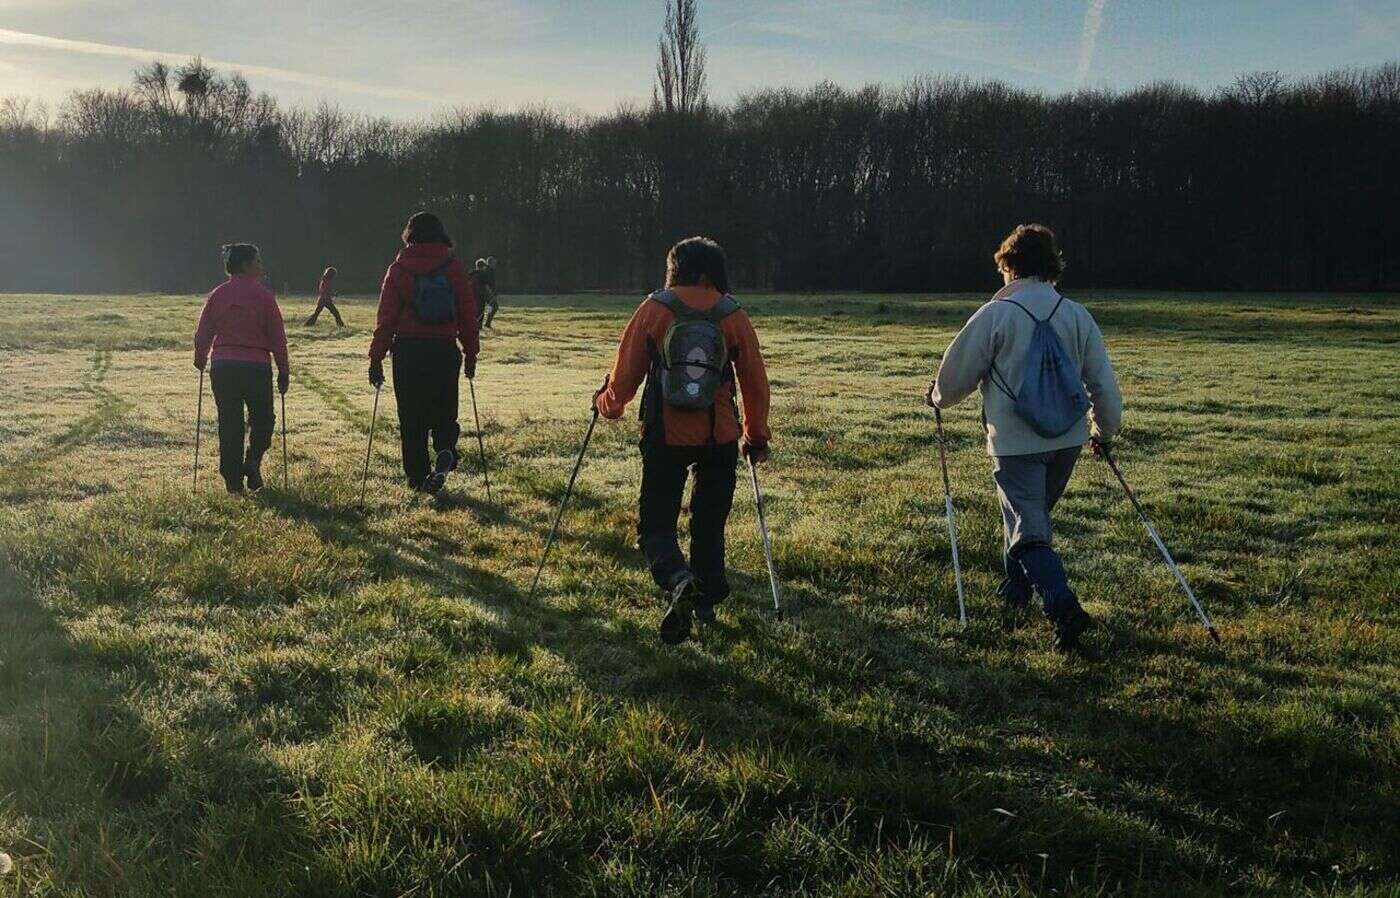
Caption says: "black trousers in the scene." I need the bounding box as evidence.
[391,337,461,487]
[478,287,499,327]
[638,441,739,607]
[210,363,274,489]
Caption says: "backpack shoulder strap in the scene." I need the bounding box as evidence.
[714,294,742,318]
[648,289,681,313]
[651,289,739,322]
[997,298,1042,324]
[1046,294,1067,320]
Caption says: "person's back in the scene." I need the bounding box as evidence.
[193,243,289,493]
[595,236,771,645]
[199,276,288,369]
[937,278,1120,456]
[367,212,480,493]
[927,223,1120,652]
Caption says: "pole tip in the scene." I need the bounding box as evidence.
[1208,626,1221,644]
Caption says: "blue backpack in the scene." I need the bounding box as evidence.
[988,296,1089,438]
[412,258,457,324]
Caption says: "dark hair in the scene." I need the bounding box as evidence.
[665,236,730,294]
[402,211,453,248]
[994,223,1064,281]
[222,243,260,275]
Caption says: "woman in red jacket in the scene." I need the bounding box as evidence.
[193,243,290,494]
[367,212,480,494]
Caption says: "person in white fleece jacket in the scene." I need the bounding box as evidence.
[925,223,1122,651]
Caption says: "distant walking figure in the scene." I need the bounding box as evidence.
[368,212,480,493]
[925,224,1122,651]
[474,255,499,329]
[305,266,344,327]
[193,243,290,494]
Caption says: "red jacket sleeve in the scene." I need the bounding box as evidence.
[455,263,480,367]
[596,301,659,419]
[193,293,215,368]
[369,265,400,363]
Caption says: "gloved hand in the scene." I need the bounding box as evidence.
[464,358,477,380]
[277,370,289,396]
[194,357,206,372]
[923,382,939,408]
[743,441,770,465]
[592,375,610,413]
[1091,438,1111,460]
[369,361,385,388]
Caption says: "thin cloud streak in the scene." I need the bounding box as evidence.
[1075,0,1109,83]
[709,1,1057,83]
[0,27,438,103]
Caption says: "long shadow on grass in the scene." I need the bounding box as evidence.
[0,556,324,895]
[259,480,1400,891]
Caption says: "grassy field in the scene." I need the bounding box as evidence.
[0,289,1397,897]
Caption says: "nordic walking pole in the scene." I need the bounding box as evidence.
[529,409,598,600]
[933,407,968,628]
[192,368,205,493]
[530,379,607,600]
[468,377,492,503]
[1096,441,1220,643]
[747,457,784,621]
[359,383,381,509]
[280,391,289,490]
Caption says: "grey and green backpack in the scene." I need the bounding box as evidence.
[648,289,741,410]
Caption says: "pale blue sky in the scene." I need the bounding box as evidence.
[1,1,1397,118]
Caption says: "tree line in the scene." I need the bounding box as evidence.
[1,59,1397,295]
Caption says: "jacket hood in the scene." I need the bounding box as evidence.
[663,284,724,311]
[394,242,456,275]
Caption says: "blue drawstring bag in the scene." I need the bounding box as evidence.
[989,296,1089,438]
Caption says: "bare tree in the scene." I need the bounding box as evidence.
[653,0,708,116]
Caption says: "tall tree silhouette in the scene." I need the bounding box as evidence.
[653,0,708,116]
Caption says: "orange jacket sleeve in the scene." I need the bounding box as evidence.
[727,310,771,446]
[596,302,659,419]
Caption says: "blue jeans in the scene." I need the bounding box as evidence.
[992,447,1083,621]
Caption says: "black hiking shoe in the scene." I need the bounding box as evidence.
[660,574,699,645]
[1054,608,1096,653]
[244,464,264,493]
[422,450,456,495]
[694,604,717,626]
[224,478,245,495]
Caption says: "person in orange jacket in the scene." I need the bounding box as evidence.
[595,236,772,644]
